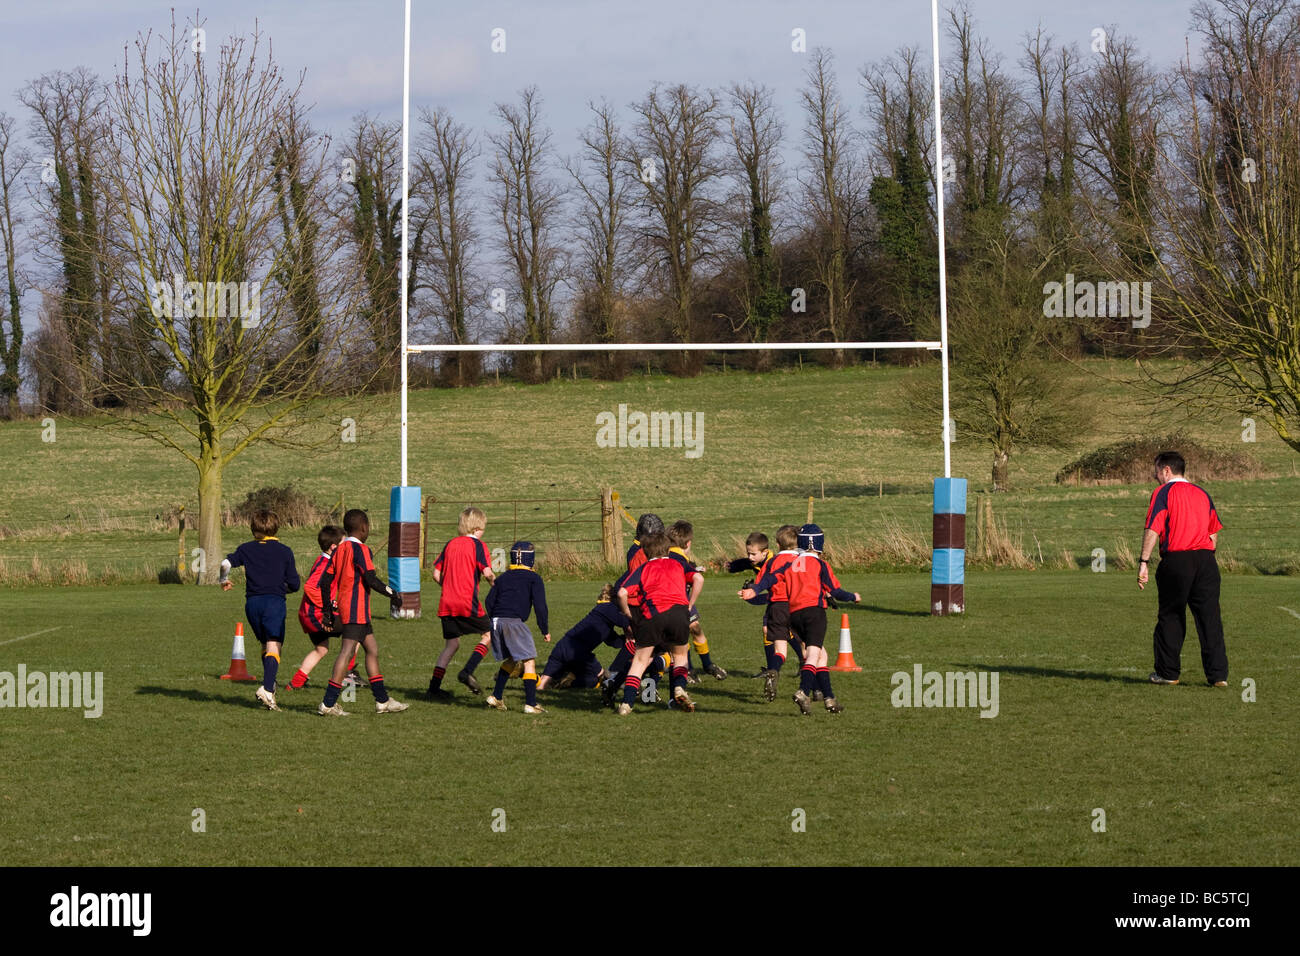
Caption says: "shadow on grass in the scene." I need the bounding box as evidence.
[951,663,1150,684]
[135,684,262,708]
[856,603,931,619]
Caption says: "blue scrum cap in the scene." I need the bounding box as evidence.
[635,514,664,539]
[509,540,535,568]
[797,523,825,552]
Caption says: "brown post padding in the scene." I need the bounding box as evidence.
[388,521,421,558]
[932,513,967,550]
[929,584,965,616]
[396,592,421,616]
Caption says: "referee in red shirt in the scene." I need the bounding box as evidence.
[1138,451,1228,687]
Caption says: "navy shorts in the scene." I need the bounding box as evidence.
[442,614,492,640]
[765,601,791,642]
[789,606,828,648]
[245,595,287,644]
[634,605,690,650]
[541,640,604,687]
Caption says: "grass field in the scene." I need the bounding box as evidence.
[2,358,1297,867]
[2,360,1298,582]
[1,572,1295,867]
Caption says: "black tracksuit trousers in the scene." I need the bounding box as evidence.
[1153,549,1228,684]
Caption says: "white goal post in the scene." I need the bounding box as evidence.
[396,0,953,489]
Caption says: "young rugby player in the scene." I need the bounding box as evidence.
[537,584,630,692]
[615,532,695,715]
[427,506,496,699]
[667,520,726,681]
[483,541,551,714]
[743,523,858,714]
[601,513,662,705]
[283,525,343,691]
[317,509,408,716]
[219,510,300,712]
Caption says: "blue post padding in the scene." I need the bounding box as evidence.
[388,556,421,593]
[390,485,421,523]
[932,548,966,585]
[933,477,967,515]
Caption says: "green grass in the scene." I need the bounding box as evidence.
[2,359,1298,579]
[0,572,1294,866]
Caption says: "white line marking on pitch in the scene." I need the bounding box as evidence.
[1279,607,1300,621]
[0,626,64,647]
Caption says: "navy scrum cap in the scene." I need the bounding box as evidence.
[509,541,535,568]
[635,513,664,538]
[797,523,825,552]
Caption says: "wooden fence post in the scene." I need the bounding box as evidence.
[601,487,618,565]
[177,505,186,582]
[806,496,814,524]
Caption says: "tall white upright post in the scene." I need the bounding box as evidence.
[931,0,952,479]
[399,0,411,487]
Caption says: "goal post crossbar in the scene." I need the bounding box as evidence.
[406,341,942,353]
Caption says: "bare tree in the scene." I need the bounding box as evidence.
[626,83,726,372]
[490,86,566,383]
[565,99,635,378]
[1143,0,1300,452]
[95,18,362,583]
[1077,29,1164,274]
[800,48,859,363]
[0,113,26,418]
[415,106,481,386]
[725,82,785,367]
[20,68,112,409]
[271,104,329,368]
[342,114,419,390]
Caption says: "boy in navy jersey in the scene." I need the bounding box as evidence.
[537,584,630,692]
[283,525,343,691]
[742,523,858,714]
[667,519,726,681]
[483,541,551,714]
[317,509,407,716]
[615,531,695,714]
[427,506,497,699]
[220,510,300,712]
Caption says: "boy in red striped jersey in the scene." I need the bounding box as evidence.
[427,506,497,700]
[615,531,696,714]
[738,524,803,701]
[283,525,343,691]
[318,509,407,716]
[601,513,662,707]
[741,523,858,714]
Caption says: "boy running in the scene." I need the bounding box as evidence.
[317,509,408,716]
[219,510,300,712]
[615,532,696,715]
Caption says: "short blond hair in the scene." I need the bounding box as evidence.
[458,506,486,535]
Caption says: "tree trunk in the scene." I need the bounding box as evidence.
[991,449,1009,492]
[196,441,224,585]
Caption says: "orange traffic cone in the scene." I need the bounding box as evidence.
[219,622,258,681]
[829,613,861,672]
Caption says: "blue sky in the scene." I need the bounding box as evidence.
[2,0,1208,160]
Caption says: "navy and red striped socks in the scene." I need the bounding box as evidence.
[323,680,343,708]
[369,674,389,704]
[462,642,488,675]
[799,664,817,694]
[622,675,641,707]
[670,665,688,696]
[428,665,446,693]
[817,667,833,699]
